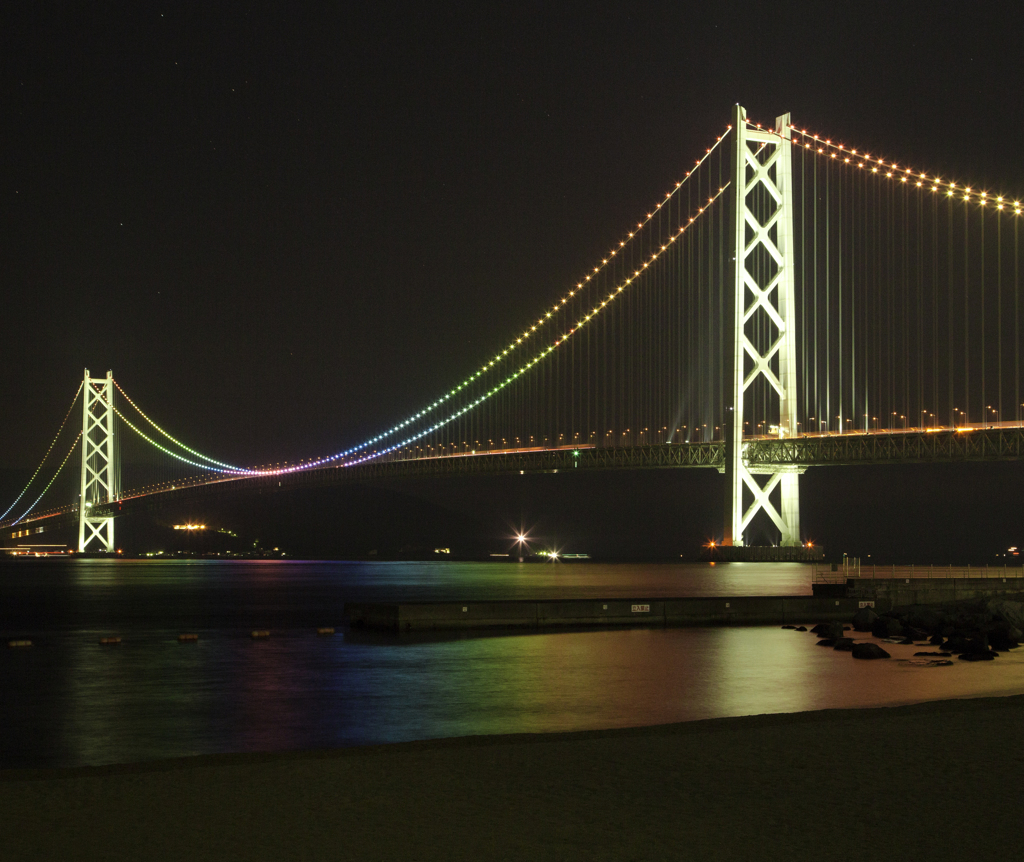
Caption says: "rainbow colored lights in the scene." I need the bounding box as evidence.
[1,123,747,517]
[111,127,736,482]
[305,126,736,467]
[113,381,245,472]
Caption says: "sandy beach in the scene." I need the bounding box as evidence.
[2,693,1022,861]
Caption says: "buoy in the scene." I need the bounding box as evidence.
[317,627,335,636]
[178,633,199,642]
[98,637,121,645]
[250,630,270,639]
[7,639,32,648]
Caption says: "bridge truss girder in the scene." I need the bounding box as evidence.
[14,428,1018,544]
[744,428,1024,467]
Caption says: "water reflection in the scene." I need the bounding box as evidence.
[4,560,1024,770]
[6,625,1024,769]
[704,626,817,719]
[4,558,815,628]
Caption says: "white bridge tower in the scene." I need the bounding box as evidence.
[723,106,803,547]
[78,369,118,553]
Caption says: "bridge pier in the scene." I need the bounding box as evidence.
[78,369,117,553]
[778,471,801,546]
[722,105,802,547]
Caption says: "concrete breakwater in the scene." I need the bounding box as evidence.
[841,578,1024,605]
[344,596,875,632]
[344,579,1024,632]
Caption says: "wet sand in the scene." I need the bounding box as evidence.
[2,694,1022,861]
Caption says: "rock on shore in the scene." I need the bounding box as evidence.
[801,595,1023,663]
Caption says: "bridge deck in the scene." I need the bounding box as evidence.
[5,426,1023,539]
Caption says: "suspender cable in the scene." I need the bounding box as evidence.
[964,199,970,423]
[838,155,844,431]
[889,177,895,429]
[980,206,986,421]
[949,192,955,427]
[997,207,1002,421]
[825,151,831,430]
[932,184,938,427]
[813,148,819,432]
[800,140,807,428]
[903,179,909,427]
[921,186,929,425]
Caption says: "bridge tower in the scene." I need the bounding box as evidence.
[78,369,118,553]
[723,106,803,547]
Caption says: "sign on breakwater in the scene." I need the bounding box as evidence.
[344,596,873,632]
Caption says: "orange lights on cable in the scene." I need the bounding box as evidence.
[781,122,1021,213]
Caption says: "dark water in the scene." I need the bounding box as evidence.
[3,559,1023,770]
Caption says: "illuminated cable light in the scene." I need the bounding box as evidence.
[790,126,1022,214]
[0,381,83,522]
[301,126,736,466]
[11,432,82,525]
[323,187,732,472]
[112,381,243,471]
[99,135,733,484]
[112,406,253,475]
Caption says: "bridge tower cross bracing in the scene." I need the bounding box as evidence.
[78,368,118,553]
[723,105,803,547]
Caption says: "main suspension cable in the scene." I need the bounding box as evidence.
[322,185,733,470]
[111,380,245,471]
[323,127,735,463]
[10,431,83,525]
[0,383,83,523]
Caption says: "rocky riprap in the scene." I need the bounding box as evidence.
[785,597,1024,662]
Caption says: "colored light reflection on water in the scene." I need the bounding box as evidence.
[3,560,1024,769]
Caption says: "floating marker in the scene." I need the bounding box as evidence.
[178,633,199,643]
[251,630,270,639]
[316,627,335,636]
[7,639,32,648]
[98,636,121,645]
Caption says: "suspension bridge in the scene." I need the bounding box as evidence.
[4,105,1024,555]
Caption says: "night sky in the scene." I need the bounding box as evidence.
[3,4,1023,559]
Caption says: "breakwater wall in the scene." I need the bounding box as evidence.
[842,578,1024,605]
[344,596,876,632]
